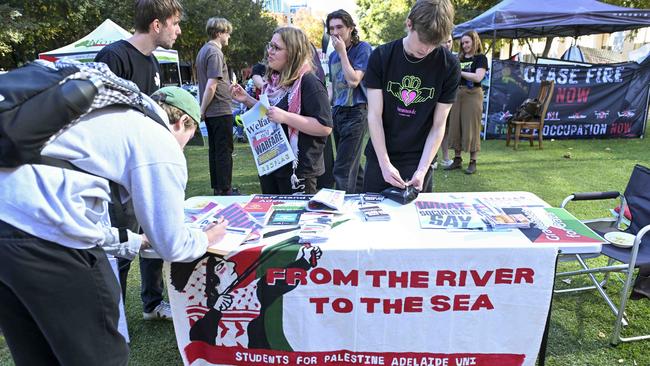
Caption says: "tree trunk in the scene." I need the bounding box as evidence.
[541,36,556,58]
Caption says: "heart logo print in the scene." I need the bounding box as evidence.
[401,90,417,106]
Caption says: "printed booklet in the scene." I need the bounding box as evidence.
[307,188,346,214]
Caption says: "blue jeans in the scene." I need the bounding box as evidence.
[332,105,367,193]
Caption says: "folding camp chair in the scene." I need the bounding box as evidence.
[555,164,650,344]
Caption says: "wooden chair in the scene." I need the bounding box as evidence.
[506,80,555,150]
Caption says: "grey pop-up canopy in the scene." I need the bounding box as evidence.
[453,0,650,39]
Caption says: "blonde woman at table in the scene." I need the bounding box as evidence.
[231,27,333,194]
[445,30,487,175]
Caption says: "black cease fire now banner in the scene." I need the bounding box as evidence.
[486,59,650,139]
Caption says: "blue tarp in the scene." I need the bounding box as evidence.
[453,0,650,39]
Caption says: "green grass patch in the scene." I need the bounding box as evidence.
[1,136,650,365]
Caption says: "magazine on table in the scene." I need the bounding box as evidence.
[472,199,531,229]
[266,204,306,226]
[307,188,347,214]
[414,201,487,230]
[243,194,310,223]
[187,202,266,255]
[241,94,296,176]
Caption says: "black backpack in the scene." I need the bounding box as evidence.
[0,60,166,242]
[511,98,542,122]
[0,60,165,167]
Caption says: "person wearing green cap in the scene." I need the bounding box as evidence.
[0,86,227,365]
[152,86,205,147]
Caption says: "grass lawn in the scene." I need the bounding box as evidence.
[1,136,649,365]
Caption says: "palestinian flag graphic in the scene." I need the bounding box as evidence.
[517,207,605,244]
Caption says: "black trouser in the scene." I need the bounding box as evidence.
[205,115,234,193]
[332,105,367,193]
[317,134,335,189]
[0,220,128,366]
[112,199,164,313]
[362,155,433,194]
[259,164,318,194]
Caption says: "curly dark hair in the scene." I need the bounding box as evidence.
[326,9,359,46]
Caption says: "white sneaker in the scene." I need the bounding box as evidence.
[431,161,439,170]
[440,159,454,168]
[143,300,172,320]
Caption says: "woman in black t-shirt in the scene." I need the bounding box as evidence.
[445,30,488,175]
[231,27,333,194]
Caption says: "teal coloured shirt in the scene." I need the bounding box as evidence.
[329,41,373,107]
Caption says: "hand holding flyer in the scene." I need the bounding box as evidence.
[241,94,296,176]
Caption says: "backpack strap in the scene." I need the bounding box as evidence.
[37,156,129,243]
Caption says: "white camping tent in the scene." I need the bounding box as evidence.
[39,19,181,84]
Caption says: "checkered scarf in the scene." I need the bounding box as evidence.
[36,58,146,111]
[34,59,152,144]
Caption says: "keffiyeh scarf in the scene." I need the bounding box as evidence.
[263,63,311,190]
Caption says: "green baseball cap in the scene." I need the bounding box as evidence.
[151,86,204,146]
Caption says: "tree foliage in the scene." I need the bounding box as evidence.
[356,0,501,46]
[355,0,650,56]
[357,0,413,46]
[0,0,109,69]
[176,0,277,73]
[0,0,276,73]
[602,0,650,7]
[291,8,324,48]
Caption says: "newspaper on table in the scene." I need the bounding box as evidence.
[415,201,488,230]
[241,94,296,176]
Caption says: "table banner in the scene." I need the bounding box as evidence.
[167,237,557,366]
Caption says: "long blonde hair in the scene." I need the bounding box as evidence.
[267,27,314,87]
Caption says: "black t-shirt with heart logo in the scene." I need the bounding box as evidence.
[363,39,460,163]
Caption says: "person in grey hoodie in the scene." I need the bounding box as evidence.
[0,86,227,366]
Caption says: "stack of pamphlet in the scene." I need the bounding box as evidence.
[297,212,334,244]
[358,205,391,221]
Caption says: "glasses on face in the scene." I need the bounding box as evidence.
[267,42,285,53]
